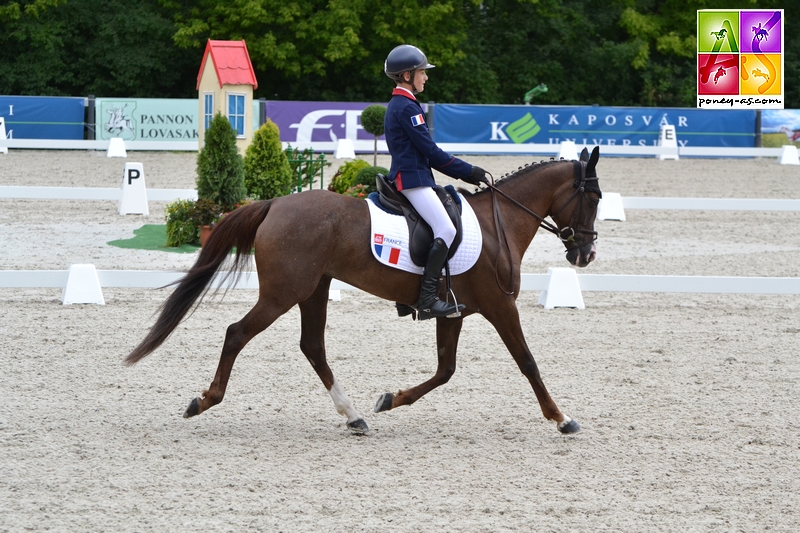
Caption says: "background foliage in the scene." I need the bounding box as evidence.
[0,0,796,107]
[196,113,246,209]
[243,119,293,200]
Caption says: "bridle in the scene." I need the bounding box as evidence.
[482,159,599,295]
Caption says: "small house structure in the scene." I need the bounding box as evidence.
[196,40,258,153]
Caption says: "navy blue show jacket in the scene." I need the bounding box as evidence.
[384,88,473,190]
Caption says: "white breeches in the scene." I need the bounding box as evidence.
[400,186,456,248]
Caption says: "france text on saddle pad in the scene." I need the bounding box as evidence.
[366,194,483,275]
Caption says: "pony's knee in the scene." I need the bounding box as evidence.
[437,362,457,383]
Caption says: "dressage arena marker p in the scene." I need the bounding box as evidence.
[118,162,149,216]
[61,264,105,305]
[106,137,127,158]
[538,267,585,310]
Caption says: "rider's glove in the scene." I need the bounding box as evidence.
[463,165,489,186]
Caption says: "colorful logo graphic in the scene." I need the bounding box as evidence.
[506,113,541,144]
[697,10,783,109]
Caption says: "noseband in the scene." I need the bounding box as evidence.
[483,159,599,295]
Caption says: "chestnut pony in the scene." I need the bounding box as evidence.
[126,146,601,434]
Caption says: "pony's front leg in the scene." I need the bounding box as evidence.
[483,303,581,434]
[374,316,463,413]
[299,277,369,433]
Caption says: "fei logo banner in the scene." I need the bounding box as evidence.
[697,9,784,109]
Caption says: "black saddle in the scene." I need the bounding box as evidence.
[370,174,463,266]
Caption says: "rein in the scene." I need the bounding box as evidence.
[483,160,598,295]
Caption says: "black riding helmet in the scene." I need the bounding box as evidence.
[384,45,435,86]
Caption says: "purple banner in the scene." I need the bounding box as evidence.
[266,100,398,144]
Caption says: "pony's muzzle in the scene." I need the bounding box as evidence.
[566,242,596,268]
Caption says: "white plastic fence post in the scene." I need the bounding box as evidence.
[657,125,679,160]
[107,137,127,157]
[538,267,584,309]
[597,192,626,221]
[778,145,800,165]
[557,140,578,160]
[334,138,356,159]
[0,117,7,155]
[61,264,105,305]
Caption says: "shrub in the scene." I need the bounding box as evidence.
[360,105,386,166]
[351,165,387,195]
[244,120,294,200]
[196,113,246,209]
[164,198,225,247]
[327,159,370,194]
[165,199,199,247]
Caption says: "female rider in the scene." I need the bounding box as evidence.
[383,44,489,319]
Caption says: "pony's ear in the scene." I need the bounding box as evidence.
[588,145,599,170]
[579,147,589,162]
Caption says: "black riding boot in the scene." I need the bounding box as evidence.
[414,238,462,320]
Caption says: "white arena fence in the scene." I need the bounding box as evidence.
[3,270,798,294]
[2,138,799,304]
[0,137,795,159]
[2,269,799,307]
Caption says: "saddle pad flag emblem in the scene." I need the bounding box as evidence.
[410,114,425,127]
[374,234,401,265]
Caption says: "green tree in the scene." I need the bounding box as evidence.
[0,0,198,97]
[244,119,293,200]
[360,104,385,166]
[196,113,246,209]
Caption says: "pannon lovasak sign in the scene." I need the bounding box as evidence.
[95,98,200,141]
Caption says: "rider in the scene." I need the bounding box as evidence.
[384,44,489,319]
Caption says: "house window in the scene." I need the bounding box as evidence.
[227,93,246,137]
[203,93,214,131]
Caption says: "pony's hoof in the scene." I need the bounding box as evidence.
[183,397,200,418]
[347,418,370,434]
[558,419,581,434]
[374,392,393,413]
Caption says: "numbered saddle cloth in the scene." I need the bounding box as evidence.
[366,194,483,275]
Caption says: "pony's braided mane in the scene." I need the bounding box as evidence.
[458,157,569,197]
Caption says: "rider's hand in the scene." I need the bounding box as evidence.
[464,165,489,186]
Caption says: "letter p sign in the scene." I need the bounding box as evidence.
[128,168,141,184]
[119,162,149,215]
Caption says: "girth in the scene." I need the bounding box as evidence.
[370,174,463,266]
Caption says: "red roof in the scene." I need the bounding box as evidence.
[196,40,258,90]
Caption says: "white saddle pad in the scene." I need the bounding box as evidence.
[366,193,483,275]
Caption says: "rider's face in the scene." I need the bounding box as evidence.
[403,69,428,93]
[413,69,428,93]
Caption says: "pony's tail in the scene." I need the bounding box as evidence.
[124,200,273,365]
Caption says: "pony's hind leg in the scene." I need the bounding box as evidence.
[299,277,369,433]
[183,296,291,418]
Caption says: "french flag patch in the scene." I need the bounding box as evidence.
[373,234,401,264]
[410,114,425,127]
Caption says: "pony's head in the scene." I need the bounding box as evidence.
[549,146,601,267]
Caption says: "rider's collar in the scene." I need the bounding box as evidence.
[392,87,416,100]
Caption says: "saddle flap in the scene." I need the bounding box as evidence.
[373,174,464,265]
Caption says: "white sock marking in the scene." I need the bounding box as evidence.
[328,379,362,423]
